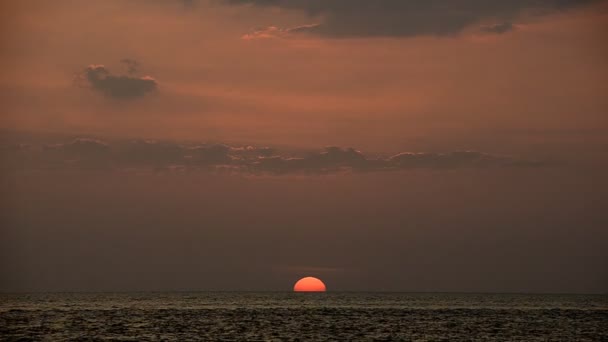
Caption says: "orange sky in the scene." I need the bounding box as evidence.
[1,1,606,158]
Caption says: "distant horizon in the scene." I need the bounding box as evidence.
[2,290,607,295]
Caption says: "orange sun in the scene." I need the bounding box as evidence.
[293,276,327,292]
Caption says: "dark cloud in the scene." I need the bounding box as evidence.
[46,138,110,156]
[252,147,369,174]
[39,139,112,168]
[230,145,276,158]
[251,149,544,174]
[116,140,186,166]
[78,63,157,99]
[226,0,600,37]
[185,144,233,164]
[3,137,546,174]
[389,151,515,168]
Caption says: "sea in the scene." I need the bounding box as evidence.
[1,292,606,341]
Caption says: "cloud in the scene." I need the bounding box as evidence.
[230,145,276,158]
[3,137,546,174]
[242,24,321,40]
[227,0,599,38]
[78,62,157,99]
[45,138,110,157]
[242,26,286,40]
[115,140,186,165]
[185,144,233,164]
[389,151,520,168]
[250,148,544,174]
[251,146,371,174]
[480,22,515,34]
[40,138,112,168]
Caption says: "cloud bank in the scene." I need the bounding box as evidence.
[2,137,546,174]
[226,0,600,38]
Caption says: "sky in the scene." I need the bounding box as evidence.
[0,0,607,293]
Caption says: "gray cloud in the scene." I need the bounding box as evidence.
[3,137,545,174]
[185,144,233,164]
[46,138,110,156]
[389,151,516,168]
[226,0,600,38]
[19,139,113,169]
[116,140,186,166]
[78,63,157,99]
[251,147,371,174]
[251,149,544,174]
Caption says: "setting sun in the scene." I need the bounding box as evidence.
[293,277,327,292]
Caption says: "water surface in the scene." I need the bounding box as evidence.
[1,292,606,340]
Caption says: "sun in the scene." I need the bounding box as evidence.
[293,277,327,292]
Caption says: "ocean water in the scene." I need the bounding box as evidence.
[1,292,606,341]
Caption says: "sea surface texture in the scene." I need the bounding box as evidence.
[1,292,607,341]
